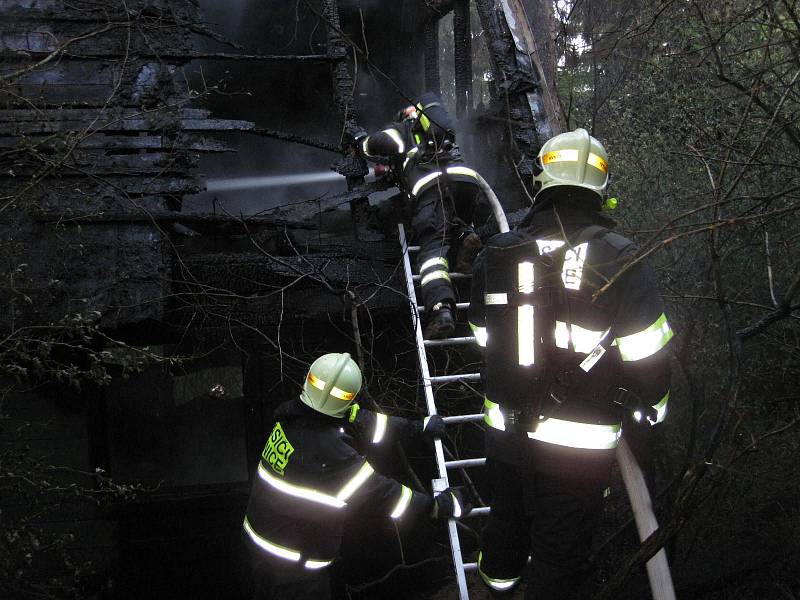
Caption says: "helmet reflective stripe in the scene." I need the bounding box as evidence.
[411,171,442,196]
[361,138,374,157]
[478,551,521,591]
[517,262,535,366]
[554,321,608,353]
[256,460,374,507]
[383,128,405,154]
[337,461,375,501]
[469,322,488,347]
[307,373,354,401]
[420,256,448,272]
[614,313,673,361]
[483,397,506,431]
[243,517,333,569]
[446,165,479,180]
[651,390,669,424]
[527,418,621,449]
[371,413,388,444]
[421,270,450,287]
[542,149,608,174]
[390,485,413,519]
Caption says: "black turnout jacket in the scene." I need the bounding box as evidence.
[243,398,432,568]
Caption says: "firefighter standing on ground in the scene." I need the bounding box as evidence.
[243,352,468,599]
[469,129,674,598]
[357,92,494,340]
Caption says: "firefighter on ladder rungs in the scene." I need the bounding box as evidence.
[242,352,470,599]
[469,129,675,599]
[355,92,496,340]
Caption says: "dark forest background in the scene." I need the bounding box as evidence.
[1,0,798,599]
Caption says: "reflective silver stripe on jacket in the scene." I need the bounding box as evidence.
[256,460,374,508]
[243,517,333,569]
[483,398,621,449]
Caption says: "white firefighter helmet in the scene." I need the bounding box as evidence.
[534,128,609,204]
[299,353,362,418]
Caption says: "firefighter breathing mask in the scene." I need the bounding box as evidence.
[533,128,609,206]
[300,353,362,418]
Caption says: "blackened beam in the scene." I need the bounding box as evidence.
[248,128,343,154]
[454,0,472,118]
[1,51,334,62]
[30,210,314,229]
[424,19,441,95]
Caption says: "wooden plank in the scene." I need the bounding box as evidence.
[0,116,253,136]
[0,132,233,152]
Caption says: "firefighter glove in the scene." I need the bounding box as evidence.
[433,487,472,520]
[420,414,446,439]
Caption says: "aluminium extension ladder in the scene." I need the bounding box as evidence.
[398,223,488,600]
[396,222,676,600]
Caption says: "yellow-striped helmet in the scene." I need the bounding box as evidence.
[300,353,362,418]
[534,128,609,203]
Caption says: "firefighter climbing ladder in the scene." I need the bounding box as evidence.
[397,220,676,600]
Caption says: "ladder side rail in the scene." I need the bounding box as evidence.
[398,223,470,600]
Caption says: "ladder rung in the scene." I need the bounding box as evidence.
[445,458,486,469]
[418,302,470,313]
[424,336,476,347]
[442,414,484,424]
[463,562,478,573]
[407,245,421,252]
[428,373,481,384]
[412,272,471,281]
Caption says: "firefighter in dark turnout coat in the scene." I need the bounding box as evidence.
[468,129,673,598]
[358,92,493,339]
[243,352,466,599]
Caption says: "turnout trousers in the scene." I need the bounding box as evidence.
[250,548,332,600]
[411,179,491,312]
[478,457,608,600]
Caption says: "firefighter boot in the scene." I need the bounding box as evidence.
[424,302,455,340]
[455,229,482,274]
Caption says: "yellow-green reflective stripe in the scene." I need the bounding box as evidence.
[483,398,505,431]
[652,390,669,424]
[243,517,301,562]
[417,103,431,131]
[402,146,419,169]
[337,461,374,501]
[527,418,621,449]
[554,321,607,353]
[446,165,480,180]
[615,313,674,361]
[420,270,451,287]
[383,128,405,154]
[470,322,487,347]
[477,551,520,591]
[348,403,360,423]
[390,485,413,519]
[372,413,388,444]
[361,138,375,157]
[257,463,345,508]
[420,256,448,272]
[411,171,442,196]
